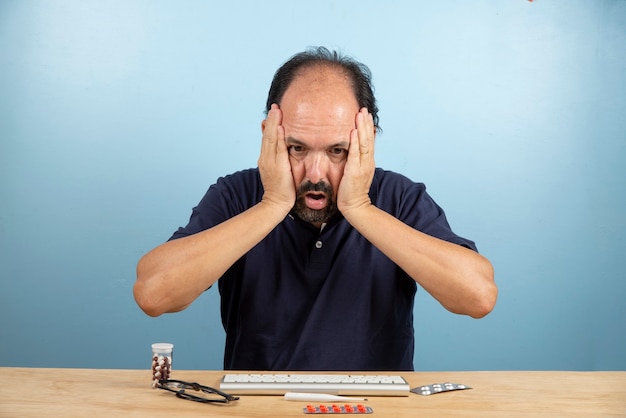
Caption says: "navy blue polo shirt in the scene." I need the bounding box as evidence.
[170,168,477,371]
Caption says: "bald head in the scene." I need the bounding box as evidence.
[265,47,381,132]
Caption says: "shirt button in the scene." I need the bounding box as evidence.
[315,240,323,249]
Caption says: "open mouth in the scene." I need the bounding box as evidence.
[304,192,328,210]
[293,180,337,223]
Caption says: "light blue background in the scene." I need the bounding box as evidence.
[1,0,625,371]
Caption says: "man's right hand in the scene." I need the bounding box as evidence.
[258,103,295,214]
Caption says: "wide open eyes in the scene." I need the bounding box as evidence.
[287,145,348,163]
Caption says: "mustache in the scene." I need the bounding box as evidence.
[297,180,333,195]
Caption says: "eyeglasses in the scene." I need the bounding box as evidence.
[157,379,240,404]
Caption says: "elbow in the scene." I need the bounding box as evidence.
[469,282,498,318]
[443,278,498,319]
[469,266,498,319]
[446,258,497,319]
[134,258,194,317]
[134,259,168,317]
[133,279,166,317]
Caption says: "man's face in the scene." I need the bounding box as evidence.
[279,68,360,225]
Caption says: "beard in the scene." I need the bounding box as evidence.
[292,180,338,223]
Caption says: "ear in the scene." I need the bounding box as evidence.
[261,119,266,134]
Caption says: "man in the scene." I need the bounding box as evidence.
[134,47,497,371]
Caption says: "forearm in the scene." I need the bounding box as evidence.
[134,200,289,316]
[343,204,497,318]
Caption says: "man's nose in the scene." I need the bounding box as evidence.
[305,152,329,184]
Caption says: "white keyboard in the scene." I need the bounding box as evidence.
[220,373,410,396]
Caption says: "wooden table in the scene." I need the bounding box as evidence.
[1,368,625,417]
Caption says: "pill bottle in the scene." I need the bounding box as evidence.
[151,343,173,388]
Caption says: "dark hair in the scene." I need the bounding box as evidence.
[265,46,381,132]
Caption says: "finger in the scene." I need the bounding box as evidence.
[261,104,283,153]
[264,104,282,138]
[356,108,375,157]
[348,127,360,163]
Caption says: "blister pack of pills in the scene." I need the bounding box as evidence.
[303,404,373,414]
[411,382,471,396]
